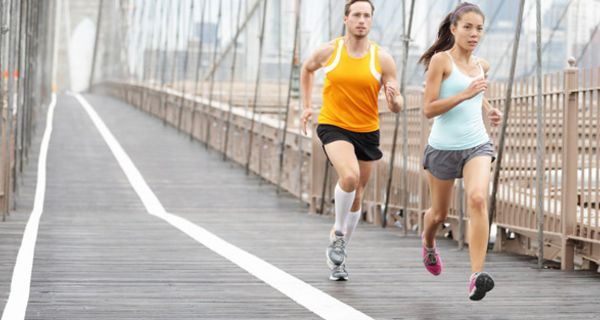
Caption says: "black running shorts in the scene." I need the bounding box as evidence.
[316,124,383,161]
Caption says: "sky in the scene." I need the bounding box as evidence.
[124,0,600,80]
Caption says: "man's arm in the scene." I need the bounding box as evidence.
[299,41,335,135]
[379,48,403,113]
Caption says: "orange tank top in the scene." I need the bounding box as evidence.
[318,37,382,132]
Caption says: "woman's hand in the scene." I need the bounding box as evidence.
[462,77,488,100]
[487,107,503,127]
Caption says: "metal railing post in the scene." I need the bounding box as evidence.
[561,57,579,271]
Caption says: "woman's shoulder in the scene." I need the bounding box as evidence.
[475,57,490,74]
[429,51,452,72]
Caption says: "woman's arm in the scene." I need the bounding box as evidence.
[479,58,503,127]
[423,53,488,119]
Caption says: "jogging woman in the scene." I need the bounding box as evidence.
[418,2,503,301]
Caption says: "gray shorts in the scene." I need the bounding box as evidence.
[422,141,496,180]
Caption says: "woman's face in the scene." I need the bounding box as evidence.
[451,12,485,51]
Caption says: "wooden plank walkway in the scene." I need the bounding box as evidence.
[1,93,599,319]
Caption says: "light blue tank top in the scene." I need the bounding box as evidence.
[428,52,490,150]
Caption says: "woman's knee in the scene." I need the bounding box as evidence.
[468,191,487,210]
[427,208,448,224]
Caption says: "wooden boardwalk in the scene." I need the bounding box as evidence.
[1,94,599,319]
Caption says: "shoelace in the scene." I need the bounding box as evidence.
[334,264,347,273]
[425,249,437,265]
[333,237,346,250]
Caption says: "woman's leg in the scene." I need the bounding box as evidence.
[421,171,455,276]
[462,156,492,273]
[423,172,455,248]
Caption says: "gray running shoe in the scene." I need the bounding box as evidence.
[329,263,349,281]
[326,230,347,269]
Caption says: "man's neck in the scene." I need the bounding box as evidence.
[344,35,370,57]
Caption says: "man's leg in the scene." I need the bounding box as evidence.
[324,140,360,234]
[343,160,374,244]
[323,140,359,280]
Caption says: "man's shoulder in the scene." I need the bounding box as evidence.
[313,40,338,61]
[377,45,394,65]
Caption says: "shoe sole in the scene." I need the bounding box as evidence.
[469,272,495,301]
[329,274,349,281]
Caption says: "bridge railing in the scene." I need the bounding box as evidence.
[486,61,599,270]
[0,0,56,220]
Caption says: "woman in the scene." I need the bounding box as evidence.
[418,2,503,301]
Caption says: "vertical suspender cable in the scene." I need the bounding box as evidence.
[535,0,545,269]
[189,0,207,140]
[204,0,223,148]
[89,0,104,91]
[222,0,243,161]
[276,0,302,193]
[382,0,415,229]
[176,0,196,131]
[245,0,268,175]
[489,0,526,243]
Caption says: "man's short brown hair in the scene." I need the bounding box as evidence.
[344,0,375,16]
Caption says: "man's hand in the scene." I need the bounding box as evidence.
[384,81,402,113]
[487,107,503,127]
[300,108,313,135]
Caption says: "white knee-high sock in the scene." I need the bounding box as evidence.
[334,183,355,234]
[344,207,361,245]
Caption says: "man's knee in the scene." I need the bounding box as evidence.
[351,186,366,203]
[339,172,359,192]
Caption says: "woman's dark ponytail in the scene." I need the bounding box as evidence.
[418,13,454,70]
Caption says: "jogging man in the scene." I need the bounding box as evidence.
[300,0,404,281]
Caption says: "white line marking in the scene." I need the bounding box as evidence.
[2,94,57,320]
[72,93,374,320]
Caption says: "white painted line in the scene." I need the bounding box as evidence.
[72,93,374,320]
[2,94,57,320]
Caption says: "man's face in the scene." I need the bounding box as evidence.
[344,2,372,38]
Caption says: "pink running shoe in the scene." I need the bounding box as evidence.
[468,272,495,301]
[421,234,442,276]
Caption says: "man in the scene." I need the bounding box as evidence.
[300,0,404,281]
